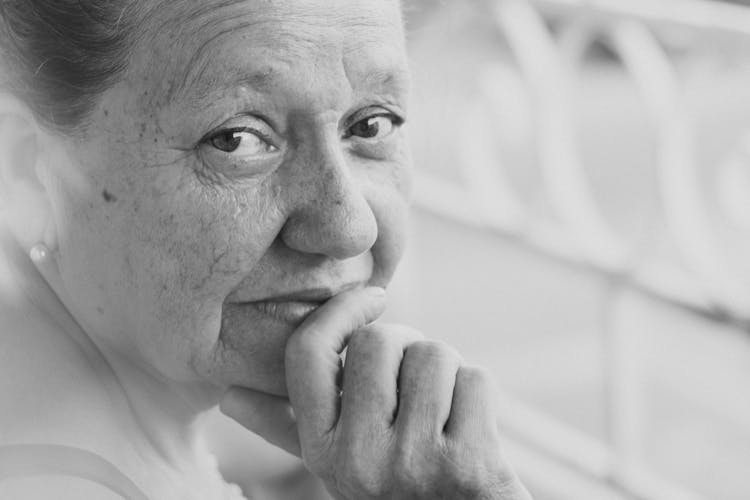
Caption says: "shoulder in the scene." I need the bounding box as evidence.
[0,476,124,500]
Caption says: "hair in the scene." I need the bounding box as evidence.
[0,1,136,131]
[0,1,408,132]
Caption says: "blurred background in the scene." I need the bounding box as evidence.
[208,1,750,498]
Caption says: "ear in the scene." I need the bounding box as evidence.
[0,94,57,252]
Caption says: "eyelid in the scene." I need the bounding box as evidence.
[198,114,279,148]
[194,115,282,180]
[207,126,276,149]
[344,105,405,129]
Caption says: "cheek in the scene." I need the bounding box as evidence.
[131,181,287,316]
[53,145,288,370]
[363,160,413,286]
[369,192,410,287]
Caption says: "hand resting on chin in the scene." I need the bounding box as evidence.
[221,287,532,500]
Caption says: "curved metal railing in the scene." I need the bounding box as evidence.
[412,0,750,326]
[408,1,750,499]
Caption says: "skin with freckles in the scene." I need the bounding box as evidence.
[0,0,532,498]
[48,0,411,397]
[0,1,412,498]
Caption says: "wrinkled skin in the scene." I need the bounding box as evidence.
[223,287,532,499]
[48,0,411,396]
[27,0,531,497]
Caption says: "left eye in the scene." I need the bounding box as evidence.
[207,129,278,157]
[345,114,402,140]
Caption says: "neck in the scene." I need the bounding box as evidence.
[101,346,222,470]
[0,228,223,474]
[84,349,234,500]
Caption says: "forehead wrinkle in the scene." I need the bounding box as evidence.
[140,0,282,103]
[174,20,266,103]
[140,0,407,108]
[179,33,327,108]
[143,0,250,36]
[171,19,336,105]
[124,0,255,108]
[188,45,406,109]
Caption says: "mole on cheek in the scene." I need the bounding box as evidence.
[102,189,118,203]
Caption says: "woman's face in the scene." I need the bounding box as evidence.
[42,0,411,396]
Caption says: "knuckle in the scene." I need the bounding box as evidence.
[392,444,424,492]
[346,326,388,356]
[441,449,493,497]
[408,339,461,365]
[384,323,425,344]
[347,324,425,356]
[346,327,373,351]
[458,365,495,390]
[441,433,518,495]
[453,475,487,498]
[337,446,387,497]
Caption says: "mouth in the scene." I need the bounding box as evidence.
[229,283,364,326]
[246,299,325,325]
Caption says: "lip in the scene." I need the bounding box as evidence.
[244,300,324,325]
[229,282,364,325]
[231,281,363,304]
[261,285,358,303]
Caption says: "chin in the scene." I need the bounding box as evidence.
[199,352,290,398]
[200,305,296,397]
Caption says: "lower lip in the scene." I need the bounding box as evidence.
[245,300,323,325]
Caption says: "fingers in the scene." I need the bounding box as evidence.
[396,341,463,437]
[285,287,387,454]
[220,387,301,457]
[339,324,423,432]
[444,365,499,441]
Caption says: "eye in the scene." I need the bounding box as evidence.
[345,113,404,141]
[205,128,278,157]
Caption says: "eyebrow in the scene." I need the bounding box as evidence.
[356,67,412,100]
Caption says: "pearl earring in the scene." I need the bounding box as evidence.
[29,243,50,263]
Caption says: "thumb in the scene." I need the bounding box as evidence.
[220,387,301,458]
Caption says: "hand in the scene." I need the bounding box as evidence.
[221,287,531,500]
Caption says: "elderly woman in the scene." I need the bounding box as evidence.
[0,1,531,499]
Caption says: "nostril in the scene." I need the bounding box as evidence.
[280,193,378,260]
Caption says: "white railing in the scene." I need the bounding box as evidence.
[413,0,750,325]
[535,0,750,37]
[409,1,750,499]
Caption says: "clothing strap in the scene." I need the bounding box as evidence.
[0,444,149,500]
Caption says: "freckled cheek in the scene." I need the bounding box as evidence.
[363,148,414,203]
[143,197,286,299]
[394,145,415,198]
[364,159,413,213]
[360,162,412,284]
[395,164,414,202]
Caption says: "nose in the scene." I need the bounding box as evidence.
[280,136,378,260]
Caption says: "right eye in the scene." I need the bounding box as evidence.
[196,116,283,178]
[344,114,402,141]
[205,128,278,158]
